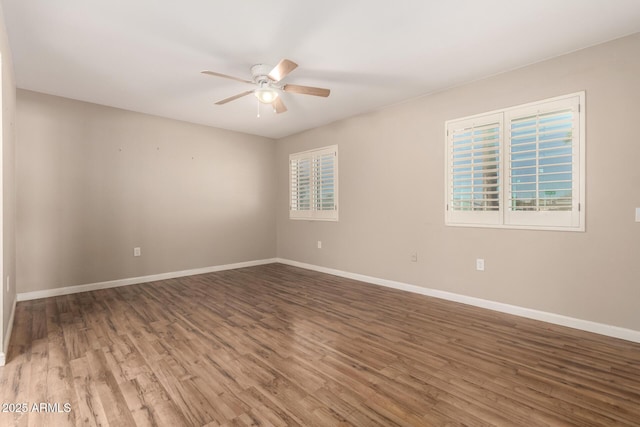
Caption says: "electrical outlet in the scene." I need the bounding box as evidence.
[636,207,640,222]
[476,258,485,271]
[134,247,141,257]
[317,241,322,249]
[410,252,418,262]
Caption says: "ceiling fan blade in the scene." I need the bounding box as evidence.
[284,84,330,97]
[272,97,287,114]
[215,90,254,105]
[201,70,253,84]
[268,59,298,82]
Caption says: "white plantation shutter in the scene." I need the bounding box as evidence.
[316,152,336,211]
[290,157,311,212]
[447,113,502,226]
[445,92,585,231]
[290,145,338,221]
[505,96,582,228]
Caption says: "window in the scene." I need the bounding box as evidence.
[290,145,338,221]
[445,92,585,231]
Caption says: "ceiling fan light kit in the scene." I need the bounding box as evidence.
[202,58,330,114]
[254,86,279,104]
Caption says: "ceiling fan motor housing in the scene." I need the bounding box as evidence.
[251,64,274,85]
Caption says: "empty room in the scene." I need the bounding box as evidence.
[1,1,640,426]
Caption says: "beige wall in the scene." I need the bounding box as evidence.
[1,2,17,357]
[276,33,640,331]
[16,90,276,293]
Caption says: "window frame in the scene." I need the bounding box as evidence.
[445,92,585,232]
[289,145,338,221]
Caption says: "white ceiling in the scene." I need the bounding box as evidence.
[3,1,640,139]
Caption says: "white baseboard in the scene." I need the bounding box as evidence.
[17,258,278,302]
[275,258,640,344]
[0,296,17,366]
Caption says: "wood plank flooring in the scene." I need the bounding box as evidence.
[1,263,639,426]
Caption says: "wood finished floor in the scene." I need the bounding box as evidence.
[1,264,639,426]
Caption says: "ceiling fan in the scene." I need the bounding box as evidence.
[201,59,330,114]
